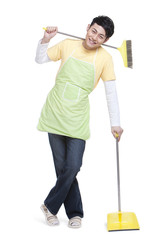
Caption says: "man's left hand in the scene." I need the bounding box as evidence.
[111,126,123,141]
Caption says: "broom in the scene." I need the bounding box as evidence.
[107,133,140,231]
[43,27,133,69]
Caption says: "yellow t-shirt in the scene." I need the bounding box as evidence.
[47,39,116,88]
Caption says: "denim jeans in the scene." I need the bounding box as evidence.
[44,133,86,219]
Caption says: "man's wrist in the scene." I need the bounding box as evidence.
[41,38,50,44]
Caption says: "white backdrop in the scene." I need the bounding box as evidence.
[0,0,160,239]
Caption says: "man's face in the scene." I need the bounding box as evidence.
[83,23,109,50]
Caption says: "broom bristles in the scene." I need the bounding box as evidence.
[126,40,133,68]
[118,40,133,69]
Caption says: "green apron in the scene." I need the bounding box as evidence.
[37,47,98,140]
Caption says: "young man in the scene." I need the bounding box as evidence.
[35,16,123,228]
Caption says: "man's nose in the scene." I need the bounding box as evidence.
[92,34,98,41]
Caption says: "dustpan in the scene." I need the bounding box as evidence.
[107,134,140,231]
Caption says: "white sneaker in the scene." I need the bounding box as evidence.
[40,204,59,226]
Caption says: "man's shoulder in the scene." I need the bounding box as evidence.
[62,38,81,45]
[98,46,112,59]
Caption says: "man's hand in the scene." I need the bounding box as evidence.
[111,126,123,141]
[41,26,58,44]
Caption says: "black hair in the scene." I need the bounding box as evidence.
[90,15,114,38]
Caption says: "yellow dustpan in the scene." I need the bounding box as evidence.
[107,134,140,231]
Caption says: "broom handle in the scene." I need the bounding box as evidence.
[116,136,121,212]
[58,31,117,49]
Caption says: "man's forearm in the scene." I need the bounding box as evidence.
[103,80,121,126]
[35,39,51,64]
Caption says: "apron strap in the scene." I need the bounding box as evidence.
[93,48,98,65]
[70,49,76,56]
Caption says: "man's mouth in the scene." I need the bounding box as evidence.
[88,38,96,45]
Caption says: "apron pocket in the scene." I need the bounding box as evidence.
[62,82,80,102]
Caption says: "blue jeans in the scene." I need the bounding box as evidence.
[44,133,86,219]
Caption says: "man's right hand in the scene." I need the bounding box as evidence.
[41,26,58,44]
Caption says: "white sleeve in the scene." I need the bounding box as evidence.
[104,80,121,126]
[35,39,51,64]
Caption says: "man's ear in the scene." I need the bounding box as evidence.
[103,37,110,43]
[86,24,90,31]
